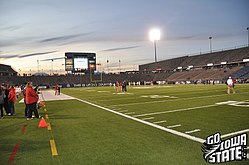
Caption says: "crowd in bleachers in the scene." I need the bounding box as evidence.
[0,47,249,86]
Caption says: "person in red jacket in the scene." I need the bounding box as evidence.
[25,82,41,120]
[55,83,58,95]
[8,86,16,115]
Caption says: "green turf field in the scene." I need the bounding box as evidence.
[1,84,249,164]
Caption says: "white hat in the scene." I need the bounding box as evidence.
[229,77,231,79]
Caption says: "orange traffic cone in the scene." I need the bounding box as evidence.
[38,117,48,128]
[39,101,45,107]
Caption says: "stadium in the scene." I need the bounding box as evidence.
[1,1,249,165]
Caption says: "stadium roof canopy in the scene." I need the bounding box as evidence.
[0,64,17,76]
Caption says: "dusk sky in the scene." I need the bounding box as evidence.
[0,0,249,74]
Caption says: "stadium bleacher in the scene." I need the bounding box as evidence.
[1,46,249,86]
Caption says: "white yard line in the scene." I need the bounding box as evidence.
[112,93,228,107]
[133,104,218,117]
[185,129,201,134]
[117,110,128,113]
[167,124,182,128]
[153,120,167,124]
[221,129,249,138]
[124,112,135,115]
[141,117,154,121]
[74,97,205,143]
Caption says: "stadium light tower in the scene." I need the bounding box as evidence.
[149,29,161,62]
[247,27,249,47]
[209,36,212,53]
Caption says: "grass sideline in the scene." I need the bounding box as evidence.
[0,84,248,164]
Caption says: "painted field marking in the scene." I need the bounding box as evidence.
[21,125,28,134]
[141,95,178,99]
[75,98,205,143]
[8,144,20,163]
[124,112,135,115]
[117,110,128,113]
[167,124,182,128]
[153,120,167,124]
[97,91,110,93]
[47,123,52,131]
[216,100,249,107]
[221,129,249,138]
[50,139,58,156]
[185,129,201,134]
[141,117,154,121]
[113,108,121,110]
[133,104,218,117]
[113,92,134,95]
[216,101,238,105]
[112,93,228,107]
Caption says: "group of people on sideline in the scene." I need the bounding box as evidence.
[0,84,16,118]
[115,81,127,93]
[0,82,41,120]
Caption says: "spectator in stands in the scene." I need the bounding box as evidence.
[26,82,41,120]
[0,87,4,118]
[227,77,235,94]
[8,86,16,115]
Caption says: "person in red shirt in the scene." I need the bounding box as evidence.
[25,82,41,120]
[55,83,58,95]
[119,82,123,92]
[115,81,119,93]
[8,86,16,115]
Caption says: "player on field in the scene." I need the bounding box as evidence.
[227,77,235,94]
[119,82,123,92]
[115,81,119,93]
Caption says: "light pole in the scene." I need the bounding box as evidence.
[149,29,161,62]
[247,27,249,47]
[119,59,121,73]
[209,36,212,53]
[107,59,109,73]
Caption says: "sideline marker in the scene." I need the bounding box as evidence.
[38,117,48,128]
[50,139,58,156]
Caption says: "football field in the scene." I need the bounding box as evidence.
[1,84,249,164]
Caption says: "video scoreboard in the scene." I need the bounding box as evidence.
[65,52,96,73]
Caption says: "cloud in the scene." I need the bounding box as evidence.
[100,45,140,52]
[0,51,57,59]
[0,25,21,31]
[19,51,57,58]
[0,55,19,59]
[39,32,94,43]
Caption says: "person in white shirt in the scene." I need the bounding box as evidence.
[227,77,235,94]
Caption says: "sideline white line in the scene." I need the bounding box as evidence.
[167,124,182,128]
[142,117,154,121]
[185,129,201,134]
[153,120,167,124]
[221,129,249,138]
[133,104,218,117]
[74,98,205,143]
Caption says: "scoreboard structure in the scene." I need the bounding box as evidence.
[65,52,96,74]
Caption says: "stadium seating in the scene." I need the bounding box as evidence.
[1,46,249,86]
